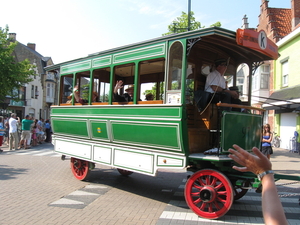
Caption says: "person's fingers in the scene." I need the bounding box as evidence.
[228,153,245,167]
[232,165,249,172]
[232,144,250,157]
[252,147,265,159]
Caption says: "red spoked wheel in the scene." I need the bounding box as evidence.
[70,157,91,181]
[184,169,234,219]
[117,168,133,176]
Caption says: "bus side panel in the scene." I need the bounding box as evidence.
[90,120,110,140]
[114,148,154,174]
[93,145,112,164]
[55,139,92,160]
[52,118,89,138]
[111,121,181,151]
[221,112,263,152]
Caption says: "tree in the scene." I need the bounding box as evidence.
[0,26,35,102]
[162,11,221,36]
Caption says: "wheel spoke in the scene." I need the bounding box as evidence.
[212,201,222,210]
[210,176,217,186]
[199,202,207,211]
[197,177,206,186]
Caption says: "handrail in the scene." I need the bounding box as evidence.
[137,100,163,104]
[216,103,266,112]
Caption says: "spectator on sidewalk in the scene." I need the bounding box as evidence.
[0,117,5,152]
[3,116,9,145]
[45,119,51,143]
[8,113,20,150]
[19,115,33,149]
[261,124,273,159]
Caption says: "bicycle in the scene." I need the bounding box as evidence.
[271,132,281,148]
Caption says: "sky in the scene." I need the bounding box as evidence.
[0,0,291,65]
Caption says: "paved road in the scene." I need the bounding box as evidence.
[0,143,299,224]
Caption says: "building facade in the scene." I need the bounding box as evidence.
[3,33,57,120]
[257,0,300,149]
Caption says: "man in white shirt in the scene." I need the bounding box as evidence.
[204,59,239,109]
[9,113,20,150]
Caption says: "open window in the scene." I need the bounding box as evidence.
[92,67,110,103]
[60,74,73,104]
[138,58,165,103]
[113,63,135,103]
[74,71,91,104]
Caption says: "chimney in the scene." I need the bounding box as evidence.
[291,0,300,30]
[27,43,36,51]
[241,15,249,29]
[8,33,16,42]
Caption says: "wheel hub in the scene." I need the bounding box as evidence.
[199,186,216,203]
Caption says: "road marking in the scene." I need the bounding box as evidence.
[49,184,111,209]
[49,198,84,205]
[68,190,99,196]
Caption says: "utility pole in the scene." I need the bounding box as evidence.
[188,0,191,31]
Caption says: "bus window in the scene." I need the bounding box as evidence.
[139,58,165,101]
[61,74,73,104]
[185,63,195,105]
[113,63,135,102]
[75,71,91,103]
[167,42,183,104]
[93,67,110,102]
[168,42,183,91]
[236,63,249,103]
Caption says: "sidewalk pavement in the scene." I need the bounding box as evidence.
[0,141,52,152]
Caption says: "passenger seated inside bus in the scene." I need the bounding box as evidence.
[113,80,135,102]
[92,91,99,102]
[145,93,154,101]
[73,85,88,104]
[204,58,240,110]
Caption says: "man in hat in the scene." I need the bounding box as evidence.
[204,58,239,107]
[113,80,134,102]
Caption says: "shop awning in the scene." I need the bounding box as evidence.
[262,85,300,110]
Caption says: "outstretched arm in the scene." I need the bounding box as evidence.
[228,145,287,225]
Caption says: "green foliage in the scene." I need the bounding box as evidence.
[0,26,35,102]
[210,21,221,27]
[162,11,221,36]
[81,83,90,101]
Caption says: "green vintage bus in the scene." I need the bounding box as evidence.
[45,27,278,219]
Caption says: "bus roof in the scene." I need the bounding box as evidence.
[45,26,278,72]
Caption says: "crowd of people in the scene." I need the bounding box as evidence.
[0,113,52,152]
